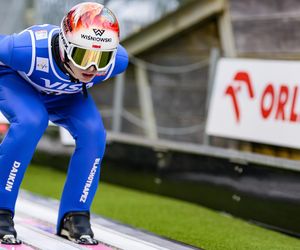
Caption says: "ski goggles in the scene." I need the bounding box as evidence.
[68,46,116,72]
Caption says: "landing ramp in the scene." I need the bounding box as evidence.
[10,190,200,250]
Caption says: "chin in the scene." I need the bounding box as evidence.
[81,78,93,83]
[80,75,95,82]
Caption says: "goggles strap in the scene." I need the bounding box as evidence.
[52,33,70,77]
[63,50,79,82]
[64,50,70,64]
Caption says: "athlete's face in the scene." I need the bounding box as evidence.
[67,60,97,83]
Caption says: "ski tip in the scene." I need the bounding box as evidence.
[0,243,35,250]
[84,244,113,250]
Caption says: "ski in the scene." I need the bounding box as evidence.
[15,216,115,250]
[0,242,37,250]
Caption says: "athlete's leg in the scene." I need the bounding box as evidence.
[0,72,48,213]
[45,93,106,232]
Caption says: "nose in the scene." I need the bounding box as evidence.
[87,65,97,72]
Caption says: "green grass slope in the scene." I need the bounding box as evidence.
[21,164,300,250]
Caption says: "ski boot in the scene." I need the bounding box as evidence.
[58,211,98,245]
[0,210,21,245]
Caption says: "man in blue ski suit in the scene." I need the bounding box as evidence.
[0,2,128,245]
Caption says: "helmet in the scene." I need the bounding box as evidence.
[59,2,120,73]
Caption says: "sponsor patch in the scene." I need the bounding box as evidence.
[80,158,101,203]
[36,57,49,73]
[35,30,48,40]
[5,161,21,192]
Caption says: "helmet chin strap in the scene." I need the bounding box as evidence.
[64,62,76,79]
[53,33,88,98]
[63,51,88,98]
[63,51,76,78]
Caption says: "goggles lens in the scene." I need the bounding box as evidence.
[71,47,113,70]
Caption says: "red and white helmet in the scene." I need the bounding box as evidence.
[59,2,120,73]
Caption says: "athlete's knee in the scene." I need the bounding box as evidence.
[16,109,48,135]
[77,121,106,147]
[87,125,106,146]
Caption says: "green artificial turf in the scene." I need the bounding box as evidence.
[21,164,300,250]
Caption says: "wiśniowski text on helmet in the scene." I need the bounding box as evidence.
[81,34,112,43]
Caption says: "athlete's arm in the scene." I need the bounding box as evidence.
[0,31,33,73]
[109,44,129,77]
[94,44,129,83]
[0,34,6,42]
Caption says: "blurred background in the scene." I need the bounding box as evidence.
[0,0,300,246]
[3,0,299,154]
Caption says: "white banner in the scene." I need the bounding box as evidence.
[206,58,300,149]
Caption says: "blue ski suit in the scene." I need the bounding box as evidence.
[0,24,128,231]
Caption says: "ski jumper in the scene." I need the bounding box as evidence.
[0,24,128,231]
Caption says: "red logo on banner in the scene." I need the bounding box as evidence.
[260,84,300,122]
[225,72,255,123]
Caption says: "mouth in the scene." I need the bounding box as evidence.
[82,73,95,78]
